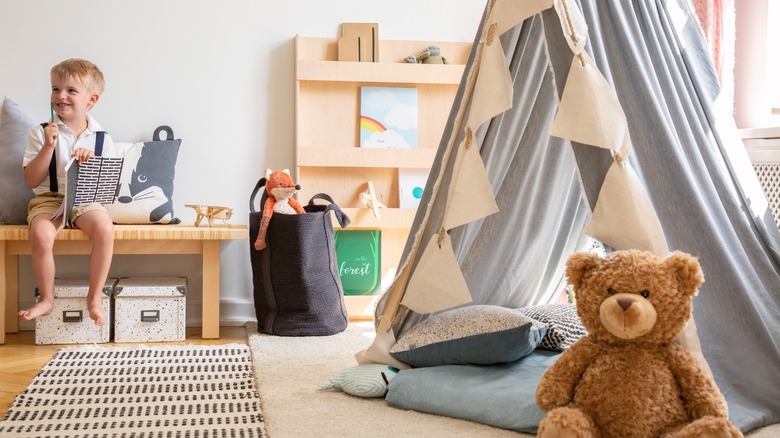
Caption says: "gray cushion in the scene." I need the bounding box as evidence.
[0,97,36,224]
[389,305,547,367]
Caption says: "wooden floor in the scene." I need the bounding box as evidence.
[0,326,248,419]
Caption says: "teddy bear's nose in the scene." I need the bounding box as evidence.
[617,297,634,311]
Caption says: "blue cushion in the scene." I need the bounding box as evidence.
[389,305,547,367]
[386,349,561,434]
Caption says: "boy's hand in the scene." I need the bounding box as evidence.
[43,122,58,148]
[72,147,94,165]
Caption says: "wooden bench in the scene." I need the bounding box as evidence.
[0,224,248,344]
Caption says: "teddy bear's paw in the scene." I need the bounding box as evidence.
[537,407,597,438]
[663,416,743,438]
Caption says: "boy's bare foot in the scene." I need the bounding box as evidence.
[88,297,106,326]
[19,300,54,321]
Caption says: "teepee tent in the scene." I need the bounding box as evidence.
[360,0,780,432]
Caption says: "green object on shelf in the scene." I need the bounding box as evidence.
[334,230,381,296]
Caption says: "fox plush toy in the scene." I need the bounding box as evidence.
[253,169,305,250]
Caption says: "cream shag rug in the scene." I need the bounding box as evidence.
[246,322,780,438]
[246,321,525,438]
[0,344,265,438]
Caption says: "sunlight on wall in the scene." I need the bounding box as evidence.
[766,1,780,122]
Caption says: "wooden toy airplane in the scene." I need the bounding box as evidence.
[359,181,386,219]
[185,204,234,227]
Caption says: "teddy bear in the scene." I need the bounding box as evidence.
[253,168,305,251]
[535,249,742,438]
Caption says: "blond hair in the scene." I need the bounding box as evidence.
[50,58,105,95]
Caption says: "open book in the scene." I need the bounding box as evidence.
[52,156,124,229]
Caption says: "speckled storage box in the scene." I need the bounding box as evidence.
[35,278,115,345]
[113,277,187,342]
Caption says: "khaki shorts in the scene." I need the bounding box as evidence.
[27,193,109,227]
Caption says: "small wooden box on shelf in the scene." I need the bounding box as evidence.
[294,35,471,319]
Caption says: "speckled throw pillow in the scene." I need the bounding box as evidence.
[389,305,547,367]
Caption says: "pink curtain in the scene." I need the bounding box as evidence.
[692,0,724,79]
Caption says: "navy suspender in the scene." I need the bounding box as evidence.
[41,123,105,193]
[47,143,59,193]
[95,131,105,156]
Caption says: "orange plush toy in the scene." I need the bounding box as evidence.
[536,250,742,438]
[253,169,305,251]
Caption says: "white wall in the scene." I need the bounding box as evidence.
[733,0,780,128]
[733,0,767,128]
[0,0,484,329]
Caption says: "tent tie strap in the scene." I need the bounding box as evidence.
[391,305,408,325]
[560,0,587,66]
[437,227,447,248]
[487,23,498,46]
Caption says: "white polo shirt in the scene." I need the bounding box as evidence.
[23,114,116,196]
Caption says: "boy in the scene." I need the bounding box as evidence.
[19,58,116,326]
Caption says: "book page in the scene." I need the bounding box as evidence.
[51,156,123,229]
[50,158,77,223]
[72,157,123,205]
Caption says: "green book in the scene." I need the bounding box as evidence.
[334,230,381,296]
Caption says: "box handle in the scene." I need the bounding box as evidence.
[62,310,83,323]
[141,310,160,322]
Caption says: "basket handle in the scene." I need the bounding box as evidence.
[308,193,351,229]
[249,178,267,213]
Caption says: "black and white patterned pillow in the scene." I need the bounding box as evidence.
[105,126,181,224]
[517,304,587,351]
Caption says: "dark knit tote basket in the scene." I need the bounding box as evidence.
[249,178,350,336]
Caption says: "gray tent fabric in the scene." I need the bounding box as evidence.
[373,0,780,433]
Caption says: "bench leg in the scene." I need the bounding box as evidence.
[1,241,5,344]
[6,252,19,335]
[202,240,220,339]
[1,242,17,343]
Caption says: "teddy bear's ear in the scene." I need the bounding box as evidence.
[282,169,291,175]
[265,169,273,179]
[565,252,602,289]
[664,251,704,296]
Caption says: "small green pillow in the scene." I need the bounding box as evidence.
[389,305,547,367]
[317,364,399,398]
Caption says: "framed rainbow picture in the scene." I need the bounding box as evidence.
[359,86,418,149]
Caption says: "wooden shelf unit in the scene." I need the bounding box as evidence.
[294,35,471,319]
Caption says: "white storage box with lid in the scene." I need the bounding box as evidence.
[113,277,187,342]
[35,278,115,345]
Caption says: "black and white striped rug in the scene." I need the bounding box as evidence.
[0,344,265,438]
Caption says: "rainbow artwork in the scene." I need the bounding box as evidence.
[359,86,418,149]
[360,115,386,133]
